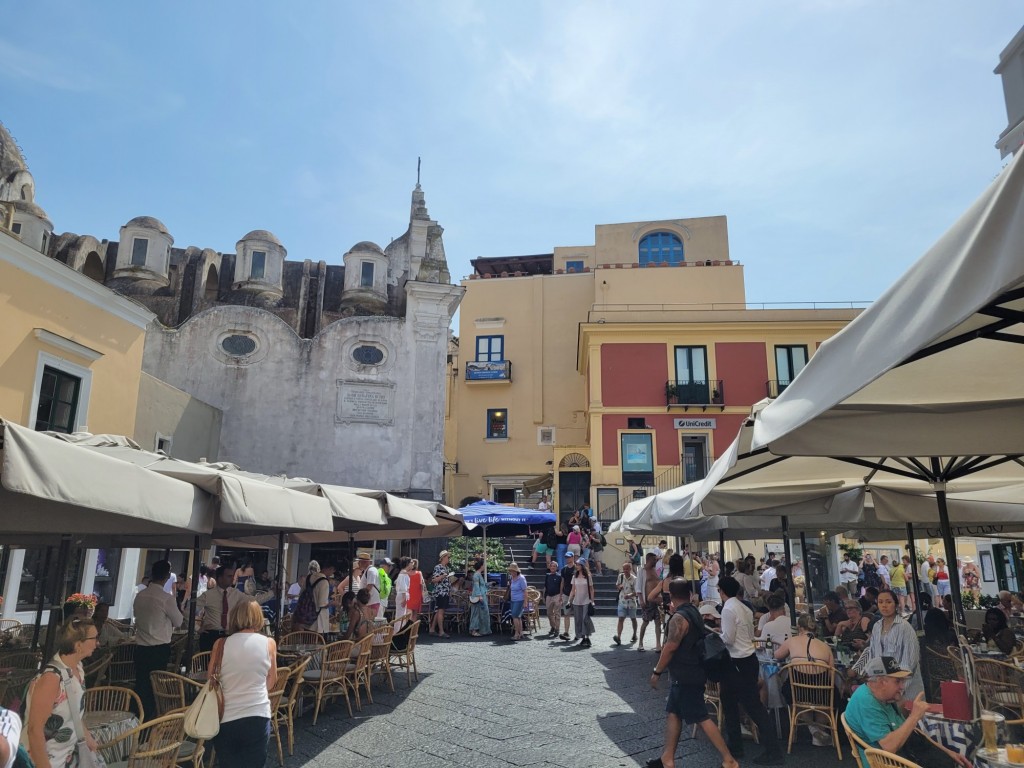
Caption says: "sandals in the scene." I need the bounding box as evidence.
[652,646,662,652]
[637,645,645,652]
[470,631,481,637]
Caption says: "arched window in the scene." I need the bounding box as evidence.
[638,231,684,266]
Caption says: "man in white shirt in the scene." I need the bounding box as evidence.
[358,551,384,620]
[839,553,860,590]
[195,565,255,652]
[756,593,792,645]
[759,560,777,593]
[718,576,783,764]
[878,555,891,587]
[133,560,183,720]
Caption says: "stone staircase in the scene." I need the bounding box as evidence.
[501,536,620,615]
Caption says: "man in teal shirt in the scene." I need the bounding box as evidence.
[844,657,970,767]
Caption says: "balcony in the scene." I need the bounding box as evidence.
[766,379,793,398]
[665,379,724,410]
[466,360,512,381]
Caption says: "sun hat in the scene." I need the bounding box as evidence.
[508,563,520,572]
[356,551,372,561]
[864,656,911,679]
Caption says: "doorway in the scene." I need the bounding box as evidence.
[681,435,709,483]
[558,471,591,524]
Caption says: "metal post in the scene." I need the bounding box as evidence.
[348,533,355,594]
[30,546,54,651]
[906,523,924,630]
[931,459,964,627]
[718,530,726,567]
[183,536,201,670]
[275,531,285,641]
[781,516,796,618]
[799,531,814,612]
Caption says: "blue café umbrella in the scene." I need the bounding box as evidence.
[457,500,557,571]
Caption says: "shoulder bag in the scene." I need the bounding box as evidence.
[60,664,108,768]
[184,637,226,739]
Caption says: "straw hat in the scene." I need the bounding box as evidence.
[508,562,521,573]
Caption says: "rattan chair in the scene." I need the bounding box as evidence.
[275,655,310,756]
[188,651,211,679]
[344,635,374,709]
[268,665,292,766]
[84,651,113,688]
[369,622,395,693]
[167,634,188,673]
[149,671,202,717]
[923,646,958,701]
[107,642,136,686]
[487,590,506,633]
[300,639,353,723]
[389,620,420,687]
[974,657,1024,720]
[0,651,40,671]
[523,588,541,633]
[841,711,873,768]
[0,620,22,635]
[281,630,325,647]
[0,669,34,710]
[863,748,923,768]
[444,593,469,635]
[691,679,722,737]
[95,711,185,768]
[786,661,841,760]
[84,685,145,721]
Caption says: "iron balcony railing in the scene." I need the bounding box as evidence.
[665,379,724,406]
[766,379,793,398]
[465,360,512,381]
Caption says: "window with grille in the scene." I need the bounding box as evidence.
[35,366,81,433]
[638,231,684,266]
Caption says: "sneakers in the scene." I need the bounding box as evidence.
[613,635,621,645]
[580,638,592,648]
[559,633,570,641]
[630,634,637,643]
[547,628,558,637]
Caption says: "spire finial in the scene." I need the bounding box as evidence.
[417,156,421,187]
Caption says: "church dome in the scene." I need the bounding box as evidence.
[125,215,170,235]
[348,241,385,254]
[239,229,282,247]
[13,199,51,225]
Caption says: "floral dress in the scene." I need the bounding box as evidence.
[22,654,84,768]
[468,571,491,635]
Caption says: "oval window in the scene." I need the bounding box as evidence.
[221,334,257,356]
[352,345,384,365]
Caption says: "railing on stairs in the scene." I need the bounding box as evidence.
[596,458,710,525]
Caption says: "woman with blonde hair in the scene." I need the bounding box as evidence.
[24,618,102,768]
[214,600,277,768]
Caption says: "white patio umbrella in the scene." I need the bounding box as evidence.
[748,146,1024,618]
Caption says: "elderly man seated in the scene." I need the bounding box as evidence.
[844,657,970,768]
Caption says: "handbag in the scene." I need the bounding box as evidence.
[184,638,225,740]
[468,595,482,604]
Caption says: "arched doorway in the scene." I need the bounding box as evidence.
[203,265,219,301]
[81,252,105,283]
[557,453,591,523]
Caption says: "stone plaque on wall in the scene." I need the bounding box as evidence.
[336,380,396,425]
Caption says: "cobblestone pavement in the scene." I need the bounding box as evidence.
[282,617,849,768]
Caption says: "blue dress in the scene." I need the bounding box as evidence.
[468,572,491,635]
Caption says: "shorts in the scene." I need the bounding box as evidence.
[433,595,450,610]
[666,681,710,724]
[642,602,661,623]
[617,601,637,619]
[562,597,574,616]
[534,542,549,555]
[891,586,907,597]
[510,600,524,618]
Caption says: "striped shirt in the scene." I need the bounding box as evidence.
[853,614,923,698]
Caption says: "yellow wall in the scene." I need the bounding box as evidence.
[0,232,152,435]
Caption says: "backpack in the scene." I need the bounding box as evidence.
[292,575,324,626]
[681,604,730,681]
[378,569,392,601]
[629,542,643,566]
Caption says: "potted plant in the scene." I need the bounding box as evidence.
[665,382,680,404]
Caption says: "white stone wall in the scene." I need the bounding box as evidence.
[141,280,462,497]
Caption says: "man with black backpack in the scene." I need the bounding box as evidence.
[649,580,738,768]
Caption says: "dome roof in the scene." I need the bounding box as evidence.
[239,229,282,246]
[0,121,28,179]
[124,216,169,235]
[348,241,385,254]
[13,199,51,225]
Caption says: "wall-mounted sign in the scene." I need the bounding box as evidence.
[674,418,717,429]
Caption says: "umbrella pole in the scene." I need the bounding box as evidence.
[42,535,72,663]
[718,530,726,568]
[689,536,697,599]
[781,516,796,619]
[931,461,964,626]
[184,536,201,669]
[906,523,924,629]
[483,525,488,582]
[30,545,54,652]
[348,534,354,594]
[799,531,813,614]
[275,531,285,642]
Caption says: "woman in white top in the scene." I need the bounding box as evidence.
[567,558,595,648]
[305,560,331,635]
[393,557,413,631]
[214,600,278,768]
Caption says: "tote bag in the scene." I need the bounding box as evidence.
[184,639,225,739]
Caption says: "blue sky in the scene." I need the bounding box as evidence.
[1,3,1019,307]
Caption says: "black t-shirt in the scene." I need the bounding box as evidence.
[561,565,575,595]
[555,531,568,546]
[544,572,562,597]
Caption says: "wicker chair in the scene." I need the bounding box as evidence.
[300,639,353,723]
[275,655,310,756]
[923,646,958,702]
[85,651,113,688]
[487,590,507,633]
[268,665,292,766]
[83,685,144,721]
[188,651,211,680]
[281,631,325,648]
[786,661,841,760]
[841,711,873,768]
[444,593,469,635]
[389,620,420,687]
[0,651,40,671]
[107,642,136,686]
[94,711,185,768]
[369,623,395,693]
[149,672,202,717]
[974,658,1024,720]
[344,635,374,709]
[691,679,723,737]
[0,669,34,710]
[863,748,923,768]
[167,634,189,673]
[0,620,22,636]
[523,588,541,633]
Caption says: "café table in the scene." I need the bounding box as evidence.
[755,649,786,737]
[901,700,976,762]
[977,747,1024,767]
[85,709,139,764]
[279,643,323,671]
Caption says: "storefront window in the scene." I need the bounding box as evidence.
[16,546,85,611]
[93,549,121,605]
